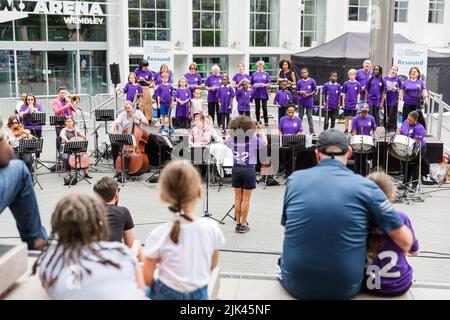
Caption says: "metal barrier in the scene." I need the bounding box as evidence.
[428,91,450,152]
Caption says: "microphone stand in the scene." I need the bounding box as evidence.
[360,125,364,176]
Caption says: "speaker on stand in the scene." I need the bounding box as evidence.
[109,63,121,114]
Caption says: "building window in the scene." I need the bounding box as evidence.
[301,0,326,47]
[129,0,171,47]
[0,50,15,98]
[0,22,13,41]
[129,55,144,73]
[249,55,279,81]
[428,0,444,24]
[348,0,369,21]
[394,0,408,23]
[249,0,279,47]
[192,0,227,47]
[193,56,228,81]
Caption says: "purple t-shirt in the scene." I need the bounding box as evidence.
[205,73,223,103]
[366,211,419,294]
[216,86,235,114]
[296,78,317,109]
[322,82,342,110]
[122,83,143,102]
[235,88,252,112]
[342,80,362,110]
[401,79,426,106]
[155,83,174,106]
[173,88,192,119]
[226,135,266,166]
[278,116,303,135]
[233,73,251,87]
[251,71,271,100]
[184,72,202,93]
[19,104,44,130]
[154,71,173,86]
[352,114,377,135]
[384,76,402,107]
[365,77,386,106]
[356,69,372,97]
[400,120,426,148]
[134,68,154,87]
[273,89,292,107]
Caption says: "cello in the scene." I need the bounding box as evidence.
[68,134,90,170]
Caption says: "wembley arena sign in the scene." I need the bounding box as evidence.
[0,0,107,25]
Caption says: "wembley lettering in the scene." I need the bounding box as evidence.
[63,16,104,25]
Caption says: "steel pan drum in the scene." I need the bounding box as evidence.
[350,135,376,154]
[388,134,418,161]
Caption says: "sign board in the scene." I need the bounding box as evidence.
[143,41,174,73]
[393,43,428,81]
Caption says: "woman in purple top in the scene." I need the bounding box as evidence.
[216,75,235,132]
[235,80,253,117]
[154,64,173,86]
[364,65,386,126]
[226,116,267,234]
[356,59,372,103]
[184,62,202,94]
[134,59,154,121]
[232,63,251,89]
[19,94,44,158]
[173,77,192,129]
[399,67,429,119]
[399,110,428,188]
[383,66,403,133]
[251,60,271,127]
[322,72,342,130]
[119,73,143,103]
[365,172,419,296]
[295,68,317,135]
[278,105,302,136]
[205,65,223,125]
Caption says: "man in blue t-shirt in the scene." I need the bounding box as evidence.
[278,129,414,300]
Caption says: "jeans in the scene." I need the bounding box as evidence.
[147,279,208,300]
[323,109,337,130]
[0,160,47,249]
[298,105,314,133]
[255,99,268,126]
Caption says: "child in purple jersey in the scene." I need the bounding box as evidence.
[365,172,419,296]
[156,73,175,134]
[364,65,386,126]
[278,105,302,136]
[118,73,143,103]
[383,66,403,133]
[322,72,342,130]
[295,68,317,135]
[226,116,267,234]
[235,79,253,117]
[174,77,192,129]
[342,69,362,134]
[274,79,293,122]
[217,75,235,133]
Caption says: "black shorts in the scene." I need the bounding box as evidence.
[232,165,256,190]
[344,109,356,117]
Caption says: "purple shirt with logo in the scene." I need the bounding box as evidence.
[401,79,426,106]
[19,104,44,130]
[356,69,372,97]
[322,82,342,110]
[384,75,402,107]
[173,88,192,119]
[154,71,173,86]
[184,72,202,94]
[251,71,271,100]
[226,135,266,166]
[278,116,303,135]
[122,83,143,102]
[235,88,252,112]
[134,68,154,87]
[217,85,235,114]
[342,80,362,110]
[205,73,223,103]
[365,211,419,294]
[273,89,293,107]
[296,78,317,109]
[155,83,174,107]
[352,114,377,135]
[365,77,386,106]
[233,73,251,87]
[400,120,426,148]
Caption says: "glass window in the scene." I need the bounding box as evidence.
[192,0,227,47]
[250,0,279,47]
[428,0,444,23]
[129,55,143,73]
[80,50,108,95]
[193,56,228,81]
[47,51,78,94]
[0,51,15,98]
[394,0,408,23]
[301,0,326,47]
[129,0,171,47]
[0,22,13,41]
[16,51,47,95]
[47,15,78,41]
[14,14,46,41]
[348,0,369,21]
[249,55,279,81]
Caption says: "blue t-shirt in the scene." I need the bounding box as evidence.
[280,159,404,300]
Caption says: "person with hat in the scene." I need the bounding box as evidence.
[351,103,377,176]
[278,128,413,300]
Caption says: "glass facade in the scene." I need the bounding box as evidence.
[16,51,47,95]
[250,0,279,47]
[0,51,15,98]
[301,0,326,47]
[249,55,279,81]
[348,0,369,21]
[193,56,228,81]
[193,0,227,47]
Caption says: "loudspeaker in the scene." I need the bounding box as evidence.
[109,63,121,86]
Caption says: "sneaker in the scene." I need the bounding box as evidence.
[310,131,316,136]
[235,224,241,233]
[168,126,174,134]
[159,127,165,133]
[239,225,250,233]
[344,129,349,135]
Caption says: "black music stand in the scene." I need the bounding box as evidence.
[23,113,50,171]
[50,116,67,173]
[146,133,174,183]
[63,140,90,187]
[18,138,44,190]
[109,133,134,187]
[281,135,306,176]
[92,109,115,165]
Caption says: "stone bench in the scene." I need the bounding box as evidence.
[0,244,28,298]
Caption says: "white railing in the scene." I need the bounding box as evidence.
[428,91,450,152]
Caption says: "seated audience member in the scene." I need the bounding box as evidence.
[189,113,222,147]
[365,172,419,296]
[93,177,143,261]
[143,161,225,300]
[0,117,47,250]
[33,193,146,300]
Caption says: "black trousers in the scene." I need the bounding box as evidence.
[402,147,428,184]
[177,118,191,129]
[239,111,250,117]
[208,102,219,124]
[220,113,230,131]
[403,104,419,118]
[385,105,398,132]
[111,144,120,169]
[255,98,268,125]
[354,152,372,177]
[323,109,338,130]
[369,105,380,126]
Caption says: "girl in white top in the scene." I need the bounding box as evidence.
[33,193,147,300]
[190,88,205,117]
[143,161,225,300]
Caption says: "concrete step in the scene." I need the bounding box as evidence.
[0,244,28,298]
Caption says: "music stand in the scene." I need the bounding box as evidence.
[50,116,67,173]
[18,138,44,190]
[63,140,90,187]
[146,133,174,183]
[92,109,115,165]
[281,135,306,175]
[23,113,50,171]
[109,133,134,187]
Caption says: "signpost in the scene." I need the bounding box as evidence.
[393,43,429,81]
[143,41,174,73]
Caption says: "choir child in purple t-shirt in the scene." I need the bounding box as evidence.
[173,77,192,129]
[322,72,342,130]
[216,75,235,133]
[118,73,143,103]
[342,69,362,135]
[273,79,293,122]
[364,65,386,126]
[295,68,317,135]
